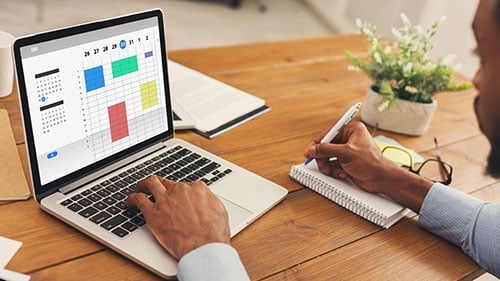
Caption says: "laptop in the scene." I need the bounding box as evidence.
[13,9,288,279]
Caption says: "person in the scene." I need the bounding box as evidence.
[126,0,500,279]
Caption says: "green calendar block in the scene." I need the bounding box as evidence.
[112,56,138,78]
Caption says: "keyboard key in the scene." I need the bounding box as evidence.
[201,162,221,174]
[123,176,136,184]
[105,185,120,193]
[93,202,108,210]
[122,208,140,218]
[110,176,121,182]
[97,189,111,197]
[160,167,175,174]
[77,198,93,207]
[101,180,112,186]
[131,216,146,226]
[194,158,211,167]
[103,197,117,205]
[60,199,72,206]
[115,202,127,210]
[114,180,128,188]
[101,215,127,230]
[81,189,92,196]
[155,171,167,177]
[187,174,200,181]
[183,155,197,163]
[68,203,83,212]
[90,211,112,224]
[120,188,133,196]
[87,194,102,202]
[111,192,126,201]
[78,206,98,218]
[106,206,121,215]
[121,222,138,232]
[111,227,129,238]
[71,194,83,201]
[91,184,103,191]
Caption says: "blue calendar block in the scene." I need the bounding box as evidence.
[84,66,105,92]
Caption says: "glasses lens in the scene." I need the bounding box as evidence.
[417,159,451,183]
[382,147,413,167]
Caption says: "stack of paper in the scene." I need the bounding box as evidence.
[0,236,30,281]
[168,60,270,138]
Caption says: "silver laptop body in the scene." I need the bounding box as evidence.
[13,9,287,279]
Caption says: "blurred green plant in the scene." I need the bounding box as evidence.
[346,13,472,111]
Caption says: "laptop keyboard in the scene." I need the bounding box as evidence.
[59,145,233,238]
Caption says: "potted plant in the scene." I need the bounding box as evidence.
[346,14,472,136]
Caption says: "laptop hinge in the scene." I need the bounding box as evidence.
[58,142,166,194]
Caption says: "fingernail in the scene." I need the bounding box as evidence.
[339,172,346,178]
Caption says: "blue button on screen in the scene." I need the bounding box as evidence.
[47,151,58,159]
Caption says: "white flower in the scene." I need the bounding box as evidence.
[370,37,379,52]
[415,25,424,35]
[403,62,413,74]
[405,85,419,94]
[384,46,392,55]
[425,61,437,70]
[442,53,457,66]
[400,13,411,25]
[378,100,390,112]
[373,52,382,64]
[355,18,362,29]
[391,27,402,40]
[347,65,360,72]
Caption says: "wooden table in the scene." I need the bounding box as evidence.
[2,34,497,280]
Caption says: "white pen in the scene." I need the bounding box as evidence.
[304,102,362,165]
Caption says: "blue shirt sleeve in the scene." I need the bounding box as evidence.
[418,183,500,278]
[177,243,250,281]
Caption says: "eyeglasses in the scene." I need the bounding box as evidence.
[380,138,453,185]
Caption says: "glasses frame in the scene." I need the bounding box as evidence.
[381,145,453,185]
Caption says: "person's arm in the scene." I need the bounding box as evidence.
[304,121,433,212]
[125,176,249,279]
[305,122,500,277]
[419,183,500,278]
[178,243,250,281]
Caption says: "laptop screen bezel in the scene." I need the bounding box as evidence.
[13,9,174,201]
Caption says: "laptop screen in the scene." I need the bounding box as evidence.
[14,10,173,195]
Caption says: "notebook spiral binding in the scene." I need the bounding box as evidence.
[290,165,385,226]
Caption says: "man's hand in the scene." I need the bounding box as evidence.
[125,176,230,259]
[304,122,433,212]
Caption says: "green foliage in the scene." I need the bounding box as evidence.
[346,14,472,110]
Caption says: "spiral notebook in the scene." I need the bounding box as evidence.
[289,162,410,228]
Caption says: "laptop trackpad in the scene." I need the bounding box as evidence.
[218,196,253,230]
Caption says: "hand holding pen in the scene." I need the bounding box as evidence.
[304,102,361,165]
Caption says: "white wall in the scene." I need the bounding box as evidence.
[305,0,479,78]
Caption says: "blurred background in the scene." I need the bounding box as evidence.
[0,0,479,78]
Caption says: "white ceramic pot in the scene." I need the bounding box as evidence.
[361,86,437,136]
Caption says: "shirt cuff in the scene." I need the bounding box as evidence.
[418,183,484,246]
[178,243,250,281]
